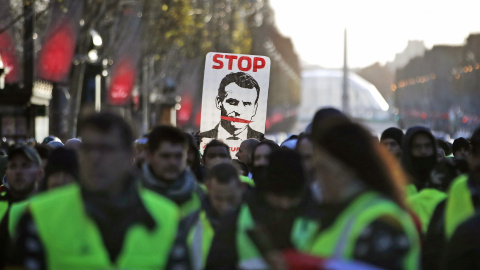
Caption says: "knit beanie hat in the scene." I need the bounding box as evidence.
[380,127,404,149]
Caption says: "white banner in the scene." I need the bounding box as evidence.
[199,52,271,157]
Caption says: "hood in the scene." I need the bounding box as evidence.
[401,126,437,188]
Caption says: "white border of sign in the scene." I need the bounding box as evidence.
[199,52,271,157]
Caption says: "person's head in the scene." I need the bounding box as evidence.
[401,126,437,188]
[308,107,347,135]
[34,144,52,169]
[42,135,62,145]
[380,127,404,160]
[437,138,451,161]
[133,137,148,168]
[185,132,201,169]
[235,138,259,169]
[453,137,470,159]
[216,72,260,136]
[147,125,188,183]
[42,147,78,190]
[252,139,280,167]
[65,138,82,151]
[47,141,64,149]
[203,139,231,169]
[260,149,307,210]
[77,112,133,194]
[469,127,480,179]
[430,158,470,192]
[295,134,314,181]
[6,145,43,199]
[205,163,244,216]
[280,135,298,150]
[312,118,405,207]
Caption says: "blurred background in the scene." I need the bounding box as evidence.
[1,0,479,143]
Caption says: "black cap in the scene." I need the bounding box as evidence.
[380,127,404,149]
[8,145,42,166]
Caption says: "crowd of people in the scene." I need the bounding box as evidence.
[0,108,479,270]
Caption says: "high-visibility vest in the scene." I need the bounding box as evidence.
[0,200,8,223]
[407,188,447,233]
[186,210,215,270]
[29,184,179,270]
[406,184,418,198]
[177,184,206,218]
[236,204,319,270]
[445,174,474,239]
[240,176,255,187]
[308,192,420,270]
[8,199,30,237]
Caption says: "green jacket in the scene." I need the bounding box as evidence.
[407,188,447,233]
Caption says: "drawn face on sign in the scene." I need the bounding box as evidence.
[216,83,258,136]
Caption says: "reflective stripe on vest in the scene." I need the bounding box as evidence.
[407,188,447,233]
[8,200,30,237]
[445,174,474,239]
[29,184,179,270]
[236,204,319,270]
[308,192,420,270]
[187,210,214,270]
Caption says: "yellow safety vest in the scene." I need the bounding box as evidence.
[29,184,179,270]
[308,192,420,270]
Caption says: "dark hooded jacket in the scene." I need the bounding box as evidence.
[401,126,437,190]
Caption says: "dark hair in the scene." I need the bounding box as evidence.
[206,162,240,184]
[471,126,480,155]
[218,72,260,104]
[295,133,311,152]
[429,157,470,191]
[437,139,452,156]
[78,112,133,150]
[263,149,306,196]
[185,132,206,182]
[41,148,79,191]
[452,137,470,155]
[381,127,404,149]
[313,118,406,208]
[148,125,188,153]
[252,139,280,163]
[203,139,230,160]
[34,144,52,160]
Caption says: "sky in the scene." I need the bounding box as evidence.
[270,0,480,69]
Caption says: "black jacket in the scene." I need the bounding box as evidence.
[401,126,437,190]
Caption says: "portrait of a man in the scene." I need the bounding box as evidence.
[199,72,263,141]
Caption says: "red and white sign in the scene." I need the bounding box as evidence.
[199,52,270,157]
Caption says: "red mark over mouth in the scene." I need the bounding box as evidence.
[221,116,253,124]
